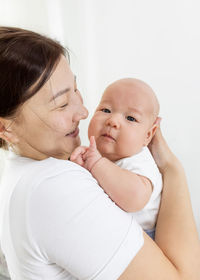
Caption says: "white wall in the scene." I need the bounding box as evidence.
[0,0,199,234]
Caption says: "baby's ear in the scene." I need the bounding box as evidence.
[143,118,159,146]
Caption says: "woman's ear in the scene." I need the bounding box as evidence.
[0,118,19,144]
[0,119,7,139]
[143,117,160,146]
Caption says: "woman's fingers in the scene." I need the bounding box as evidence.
[149,125,179,172]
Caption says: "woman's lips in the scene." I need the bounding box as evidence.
[66,127,79,137]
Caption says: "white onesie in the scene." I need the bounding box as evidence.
[116,146,162,231]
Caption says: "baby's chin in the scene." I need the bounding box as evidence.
[99,147,142,162]
[97,149,122,162]
[102,153,119,162]
[95,137,129,161]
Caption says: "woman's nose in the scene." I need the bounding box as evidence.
[81,105,89,120]
[72,90,89,122]
[73,104,88,122]
[105,115,120,129]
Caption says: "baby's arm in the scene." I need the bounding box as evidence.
[71,136,152,212]
[91,156,153,212]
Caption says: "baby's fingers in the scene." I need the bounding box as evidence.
[89,136,97,150]
[70,146,87,161]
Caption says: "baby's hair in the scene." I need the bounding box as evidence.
[106,77,160,121]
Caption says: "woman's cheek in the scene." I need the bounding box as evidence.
[49,113,70,132]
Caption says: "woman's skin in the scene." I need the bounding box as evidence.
[0,55,88,160]
[119,127,200,279]
[0,55,200,279]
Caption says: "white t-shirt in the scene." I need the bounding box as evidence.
[116,147,162,230]
[0,152,144,280]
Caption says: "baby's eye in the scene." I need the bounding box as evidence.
[101,108,111,113]
[126,116,137,122]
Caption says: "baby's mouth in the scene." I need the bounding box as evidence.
[102,133,116,141]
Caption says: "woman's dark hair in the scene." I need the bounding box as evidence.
[0,26,67,149]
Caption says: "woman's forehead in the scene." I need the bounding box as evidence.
[28,56,74,105]
[47,56,74,97]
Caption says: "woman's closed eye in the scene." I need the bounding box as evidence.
[60,103,68,109]
[101,108,111,113]
[126,115,137,122]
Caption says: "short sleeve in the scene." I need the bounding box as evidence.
[29,163,144,280]
[116,147,162,201]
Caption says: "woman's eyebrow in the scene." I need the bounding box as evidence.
[49,75,76,102]
[49,88,70,102]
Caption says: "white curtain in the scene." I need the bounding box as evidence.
[0,0,200,236]
[0,1,200,278]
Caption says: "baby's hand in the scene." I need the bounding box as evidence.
[71,136,102,171]
[70,145,88,167]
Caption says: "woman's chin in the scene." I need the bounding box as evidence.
[69,137,81,153]
[75,136,81,147]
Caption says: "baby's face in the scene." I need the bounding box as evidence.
[88,79,158,161]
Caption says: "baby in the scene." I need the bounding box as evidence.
[71,78,162,239]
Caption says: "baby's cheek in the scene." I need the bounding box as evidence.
[88,114,105,140]
[88,119,96,138]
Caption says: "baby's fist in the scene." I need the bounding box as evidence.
[70,146,88,166]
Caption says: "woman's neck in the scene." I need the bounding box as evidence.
[12,142,70,161]
[11,143,48,161]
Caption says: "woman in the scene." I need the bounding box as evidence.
[0,26,199,280]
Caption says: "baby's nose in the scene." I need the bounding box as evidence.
[106,115,120,129]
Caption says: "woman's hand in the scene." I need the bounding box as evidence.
[148,120,179,173]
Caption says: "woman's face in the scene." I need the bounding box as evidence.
[12,55,88,160]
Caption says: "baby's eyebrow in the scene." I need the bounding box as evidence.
[128,107,143,116]
[99,100,110,105]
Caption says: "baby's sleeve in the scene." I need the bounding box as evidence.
[29,164,144,280]
[116,147,162,201]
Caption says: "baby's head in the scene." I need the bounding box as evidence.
[88,78,160,161]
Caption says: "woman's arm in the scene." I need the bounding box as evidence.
[118,127,200,280]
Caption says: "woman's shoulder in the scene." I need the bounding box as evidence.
[8,156,103,220]
[23,157,94,186]
[4,155,96,199]
[36,157,89,175]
